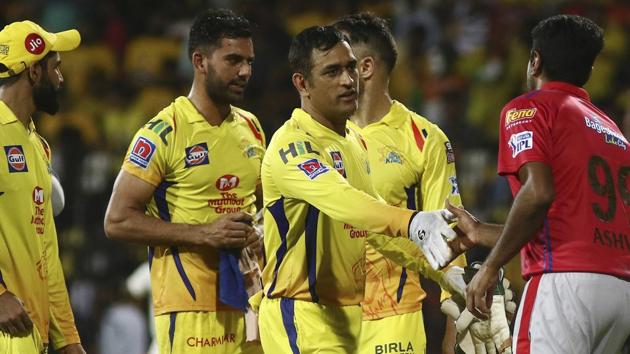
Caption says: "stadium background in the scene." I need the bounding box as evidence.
[2,0,630,353]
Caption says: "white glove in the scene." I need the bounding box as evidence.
[437,266,466,299]
[440,263,513,354]
[502,278,517,325]
[51,173,65,217]
[408,209,457,269]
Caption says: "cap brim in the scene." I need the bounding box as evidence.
[50,29,80,52]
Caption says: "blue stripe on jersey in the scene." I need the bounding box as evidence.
[396,267,408,303]
[305,205,320,303]
[404,185,417,210]
[267,197,290,297]
[543,218,553,272]
[280,298,300,354]
[0,269,4,287]
[154,181,175,222]
[148,246,155,270]
[169,312,177,353]
[171,247,197,300]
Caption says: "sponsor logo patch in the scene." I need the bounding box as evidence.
[4,145,28,172]
[129,137,156,169]
[584,115,628,150]
[508,131,533,158]
[505,108,536,127]
[297,159,329,180]
[32,186,44,205]
[449,176,459,195]
[216,174,240,191]
[185,143,210,168]
[25,33,45,55]
[279,141,319,164]
[330,151,346,177]
[445,142,455,163]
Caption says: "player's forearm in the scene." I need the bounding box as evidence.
[104,207,201,247]
[484,182,552,270]
[471,222,504,248]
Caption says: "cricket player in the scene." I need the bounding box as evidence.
[104,9,265,354]
[258,25,458,354]
[0,21,85,354]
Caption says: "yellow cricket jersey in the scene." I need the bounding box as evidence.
[349,101,466,320]
[0,102,79,347]
[121,96,266,315]
[261,108,415,306]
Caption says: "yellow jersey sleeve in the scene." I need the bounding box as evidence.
[414,121,466,300]
[267,133,414,237]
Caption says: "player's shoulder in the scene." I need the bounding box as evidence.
[501,92,545,127]
[266,120,323,162]
[231,106,266,146]
[399,105,451,148]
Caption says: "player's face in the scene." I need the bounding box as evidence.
[33,52,63,115]
[305,41,358,123]
[204,37,254,104]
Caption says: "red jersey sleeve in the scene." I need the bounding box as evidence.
[498,96,552,176]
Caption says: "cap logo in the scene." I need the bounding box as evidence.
[25,33,45,55]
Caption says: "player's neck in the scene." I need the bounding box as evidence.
[187,86,230,126]
[353,84,392,128]
[0,85,35,129]
[301,101,347,136]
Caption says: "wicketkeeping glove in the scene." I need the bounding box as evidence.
[408,209,457,269]
[440,263,513,354]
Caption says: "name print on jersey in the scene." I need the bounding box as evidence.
[4,145,28,172]
[508,131,533,158]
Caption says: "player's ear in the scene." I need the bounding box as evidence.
[27,61,43,85]
[191,51,207,74]
[529,49,543,77]
[292,72,310,98]
[358,56,375,80]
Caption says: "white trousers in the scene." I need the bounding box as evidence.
[513,272,630,354]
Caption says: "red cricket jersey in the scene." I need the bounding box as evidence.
[498,81,630,279]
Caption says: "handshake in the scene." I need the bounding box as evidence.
[408,200,476,270]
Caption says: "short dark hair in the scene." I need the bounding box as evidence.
[288,25,347,79]
[333,12,398,73]
[188,8,252,59]
[531,14,604,87]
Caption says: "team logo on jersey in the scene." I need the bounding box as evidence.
[297,159,329,180]
[445,142,455,164]
[508,131,533,158]
[329,151,346,177]
[449,176,459,195]
[32,186,44,205]
[385,151,402,164]
[505,108,536,128]
[185,143,210,168]
[129,137,156,169]
[4,145,28,172]
[216,174,240,191]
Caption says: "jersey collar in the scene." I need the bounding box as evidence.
[291,108,347,140]
[541,81,590,102]
[0,101,19,125]
[179,97,236,124]
[379,100,409,128]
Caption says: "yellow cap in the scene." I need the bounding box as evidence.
[0,20,81,78]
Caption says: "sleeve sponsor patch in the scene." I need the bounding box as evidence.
[129,136,157,169]
[297,158,329,180]
[508,131,533,158]
[505,108,536,128]
[449,176,459,195]
[445,142,455,163]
